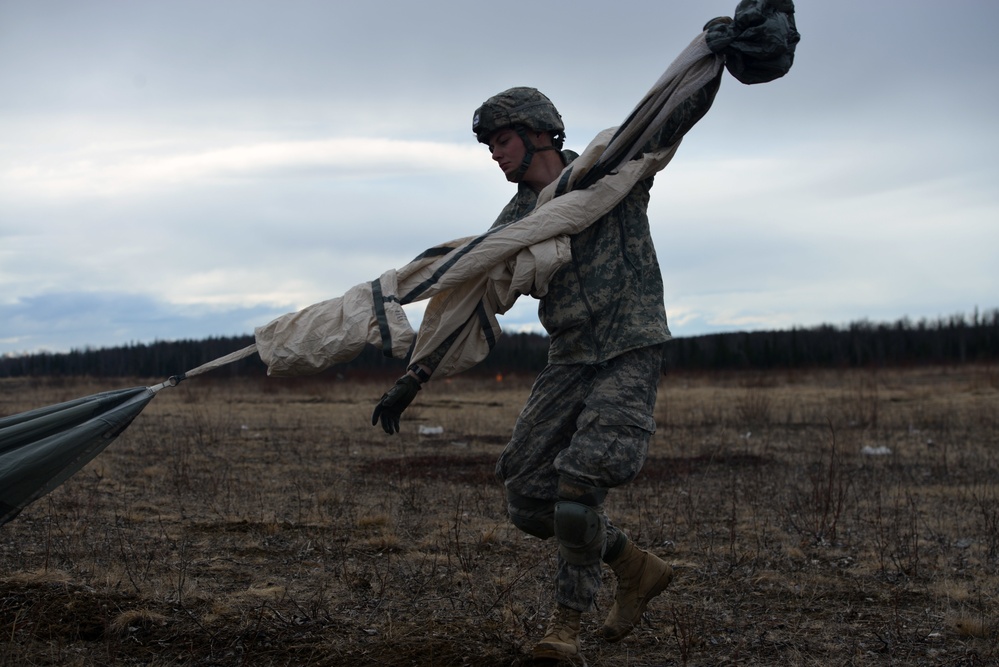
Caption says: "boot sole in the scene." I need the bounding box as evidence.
[598,567,674,643]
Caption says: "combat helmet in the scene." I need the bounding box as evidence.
[472,87,565,182]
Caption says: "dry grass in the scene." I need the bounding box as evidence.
[1,365,998,665]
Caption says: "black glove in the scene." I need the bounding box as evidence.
[371,374,422,434]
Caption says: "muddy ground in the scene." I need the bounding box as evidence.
[1,366,998,665]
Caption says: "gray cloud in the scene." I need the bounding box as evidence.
[0,292,289,354]
[1,1,997,355]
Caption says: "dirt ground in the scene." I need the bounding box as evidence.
[1,365,998,666]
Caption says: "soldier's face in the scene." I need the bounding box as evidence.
[487,129,526,182]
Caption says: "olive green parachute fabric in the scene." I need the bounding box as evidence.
[0,352,248,528]
[0,386,156,526]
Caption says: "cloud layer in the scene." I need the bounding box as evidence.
[2,1,997,356]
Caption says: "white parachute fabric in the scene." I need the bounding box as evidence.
[254,34,722,379]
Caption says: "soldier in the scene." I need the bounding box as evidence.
[372,80,720,664]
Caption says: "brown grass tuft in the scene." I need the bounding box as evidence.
[108,609,169,634]
[951,615,991,638]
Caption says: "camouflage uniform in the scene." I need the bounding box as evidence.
[492,167,668,611]
[496,345,661,611]
[492,75,721,612]
[412,76,720,612]
[491,152,670,365]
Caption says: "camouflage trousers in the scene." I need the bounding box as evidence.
[495,345,661,612]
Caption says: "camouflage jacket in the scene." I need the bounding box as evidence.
[490,72,720,365]
[491,162,666,365]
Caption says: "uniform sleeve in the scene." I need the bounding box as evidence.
[641,69,723,155]
[412,327,463,375]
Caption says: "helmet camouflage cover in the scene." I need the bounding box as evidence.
[472,87,565,148]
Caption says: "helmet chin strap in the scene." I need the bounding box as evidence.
[508,126,558,182]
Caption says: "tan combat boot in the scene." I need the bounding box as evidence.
[532,604,587,665]
[598,541,674,642]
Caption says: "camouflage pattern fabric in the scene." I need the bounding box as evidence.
[487,75,720,366]
[491,175,669,365]
[487,80,721,610]
[472,87,565,147]
[495,345,662,611]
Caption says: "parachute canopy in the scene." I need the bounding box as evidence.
[0,386,156,526]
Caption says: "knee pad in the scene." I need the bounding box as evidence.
[554,500,605,566]
[507,494,555,540]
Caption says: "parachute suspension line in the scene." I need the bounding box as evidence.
[148,343,259,393]
[149,376,181,393]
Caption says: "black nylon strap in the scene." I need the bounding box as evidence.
[401,231,494,304]
[474,300,497,351]
[410,245,455,262]
[407,364,431,383]
[370,278,395,357]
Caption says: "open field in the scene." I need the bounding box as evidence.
[2,365,998,666]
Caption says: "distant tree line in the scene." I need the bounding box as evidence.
[1,310,996,380]
[661,309,999,372]
[0,332,551,381]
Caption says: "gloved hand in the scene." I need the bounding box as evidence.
[371,374,422,434]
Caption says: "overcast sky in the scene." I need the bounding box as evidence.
[1,1,996,357]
